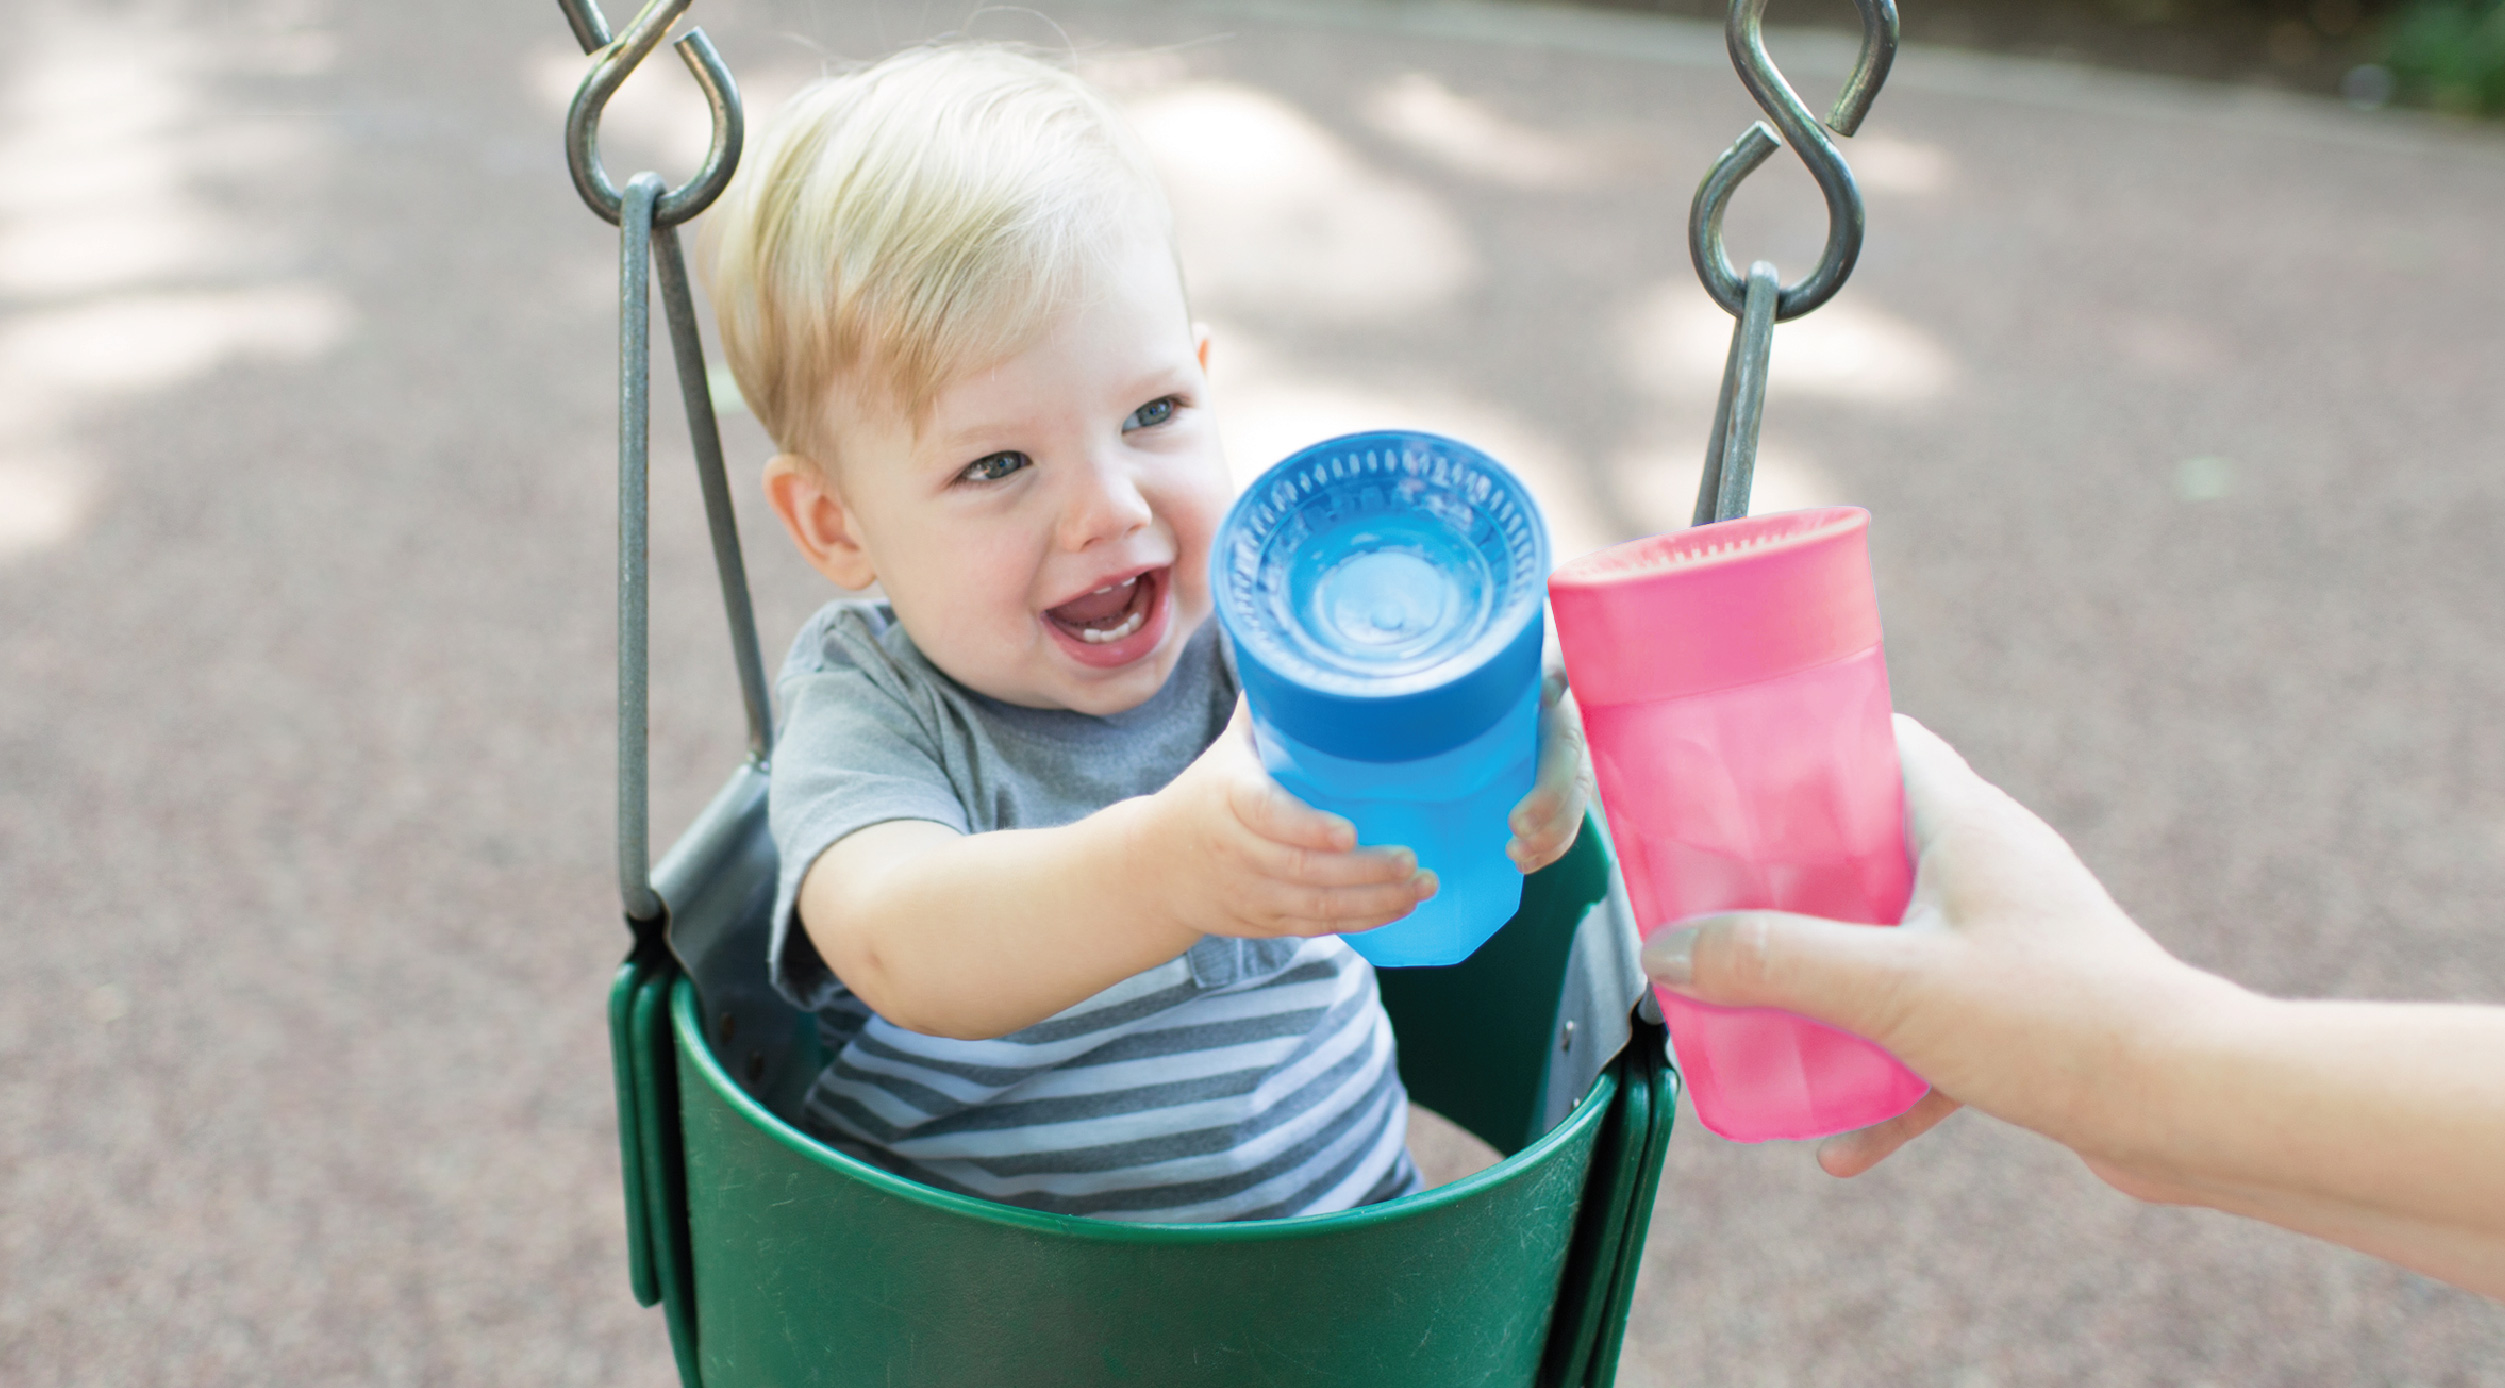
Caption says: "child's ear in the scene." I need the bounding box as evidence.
[763,454,878,590]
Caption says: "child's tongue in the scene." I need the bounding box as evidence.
[1048,575,1142,632]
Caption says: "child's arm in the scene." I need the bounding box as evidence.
[1505,673,1591,874]
[792,702,1437,1040]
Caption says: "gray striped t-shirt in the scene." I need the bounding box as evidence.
[766,601,1420,1221]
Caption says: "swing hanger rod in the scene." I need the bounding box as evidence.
[562,0,743,228]
[1686,0,1898,526]
[562,0,771,928]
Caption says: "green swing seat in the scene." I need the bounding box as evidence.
[611,764,1674,1388]
[562,4,1676,1382]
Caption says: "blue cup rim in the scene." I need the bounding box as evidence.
[1211,430,1549,761]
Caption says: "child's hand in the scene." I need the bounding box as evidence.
[1145,701,1437,940]
[1505,673,1590,874]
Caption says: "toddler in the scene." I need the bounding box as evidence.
[706,44,1588,1222]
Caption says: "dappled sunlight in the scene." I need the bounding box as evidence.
[1127,81,1479,325]
[0,449,90,557]
[0,289,347,398]
[1360,71,1610,188]
[1619,279,1956,407]
[1203,324,1614,562]
[1,29,221,299]
[0,4,346,562]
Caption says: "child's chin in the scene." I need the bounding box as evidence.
[1045,637,1184,718]
[1058,672,1169,717]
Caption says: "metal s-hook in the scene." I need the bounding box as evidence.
[561,0,743,228]
[1686,0,1897,525]
[1688,0,1899,324]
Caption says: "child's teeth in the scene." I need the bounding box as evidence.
[1078,609,1146,643]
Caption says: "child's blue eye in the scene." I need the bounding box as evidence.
[958,451,1030,484]
[1123,397,1177,432]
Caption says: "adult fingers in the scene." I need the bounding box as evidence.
[1641,910,1920,1043]
[1892,713,1999,859]
[1815,1089,1964,1177]
[1897,713,2083,864]
[1894,713,2115,921]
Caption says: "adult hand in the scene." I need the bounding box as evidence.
[1640,713,2226,1179]
[1638,715,2505,1299]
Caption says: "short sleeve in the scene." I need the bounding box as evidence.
[766,606,973,1012]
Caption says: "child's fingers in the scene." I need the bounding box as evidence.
[1240,834,1419,889]
[1227,772,1357,852]
[1537,677,1587,774]
[1505,681,1591,872]
[1540,692,1593,816]
[1255,872,1438,936]
[1206,695,1362,850]
[1506,792,1580,872]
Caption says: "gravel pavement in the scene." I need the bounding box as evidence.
[3,0,2502,1383]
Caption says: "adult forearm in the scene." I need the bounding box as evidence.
[799,804,1201,1040]
[2086,992,2505,1276]
[2206,1181,2505,1299]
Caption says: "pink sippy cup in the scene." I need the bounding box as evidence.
[1548,507,1929,1142]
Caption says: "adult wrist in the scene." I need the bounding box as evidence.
[2067,963,2264,1183]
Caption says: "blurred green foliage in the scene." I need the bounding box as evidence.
[2382,0,2505,112]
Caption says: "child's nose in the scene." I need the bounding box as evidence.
[1059,455,1154,550]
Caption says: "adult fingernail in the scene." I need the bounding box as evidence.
[1414,871,1439,898]
[1642,928,1697,988]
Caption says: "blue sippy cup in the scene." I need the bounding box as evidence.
[1210,430,1551,968]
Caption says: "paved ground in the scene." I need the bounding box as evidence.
[3,0,2503,1384]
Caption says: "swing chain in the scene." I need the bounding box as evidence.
[561,0,772,927]
[1687,0,1899,526]
[561,0,743,228]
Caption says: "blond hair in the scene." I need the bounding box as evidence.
[706,44,1175,467]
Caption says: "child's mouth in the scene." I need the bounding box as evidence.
[1043,569,1167,667]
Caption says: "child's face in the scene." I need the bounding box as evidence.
[766,235,1231,716]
